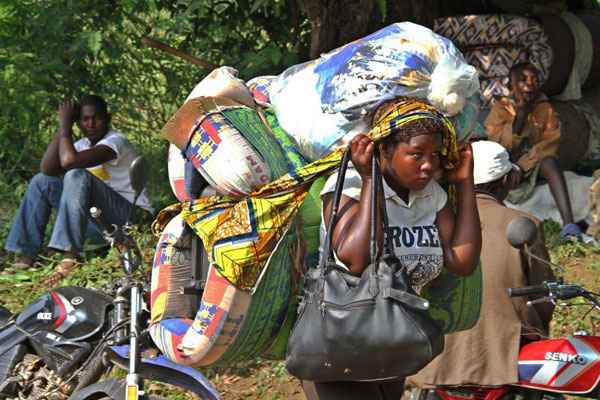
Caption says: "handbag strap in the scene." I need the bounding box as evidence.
[368,148,393,297]
[321,146,393,273]
[373,148,394,256]
[320,147,352,270]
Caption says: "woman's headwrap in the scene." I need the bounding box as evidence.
[369,98,460,171]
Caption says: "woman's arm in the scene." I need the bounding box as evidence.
[321,135,383,276]
[436,145,482,276]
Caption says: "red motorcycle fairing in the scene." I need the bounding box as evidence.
[517,335,600,394]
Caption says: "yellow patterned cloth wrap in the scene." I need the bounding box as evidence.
[370,98,460,170]
[164,98,460,291]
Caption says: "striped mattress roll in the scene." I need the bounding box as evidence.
[149,213,252,366]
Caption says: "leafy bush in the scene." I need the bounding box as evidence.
[0,0,310,210]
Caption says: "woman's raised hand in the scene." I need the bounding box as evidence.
[350,134,374,179]
[446,143,474,184]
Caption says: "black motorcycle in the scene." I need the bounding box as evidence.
[0,157,219,400]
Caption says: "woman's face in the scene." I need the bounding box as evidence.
[383,133,442,191]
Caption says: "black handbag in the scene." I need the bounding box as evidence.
[285,147,444,382]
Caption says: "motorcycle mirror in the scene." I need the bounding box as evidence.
[506,216,538,249]
[129,156,147,199]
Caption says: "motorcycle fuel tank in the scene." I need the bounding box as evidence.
[15,286,113,341]
[517,335,600,394]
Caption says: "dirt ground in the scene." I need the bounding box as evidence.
[200,242,600,400]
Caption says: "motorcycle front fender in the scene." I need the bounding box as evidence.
[68,377,125,400]
[107,345,220,400]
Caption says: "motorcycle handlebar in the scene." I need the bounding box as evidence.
[90,207,116,235]
[508,282,595,304]
[508,284,549,297]
[89,207,137,251]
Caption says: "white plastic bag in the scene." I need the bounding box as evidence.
[268,22,480,160]
[186,66,256,107]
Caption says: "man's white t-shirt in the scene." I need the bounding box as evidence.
[319,166,447,292]
[74,130,153,213]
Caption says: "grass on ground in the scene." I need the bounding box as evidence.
[1,195,600,398]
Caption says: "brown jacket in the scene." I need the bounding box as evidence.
[485,96,560,172]
[410,194,555,387]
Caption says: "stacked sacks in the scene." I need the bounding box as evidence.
[163,67,307,196]
[150,177,326,367]
[153,67,320,366]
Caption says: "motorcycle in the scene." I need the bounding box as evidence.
[409,216,600,400]
[0,157,220,400]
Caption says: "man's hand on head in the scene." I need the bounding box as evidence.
[58,100,79,130]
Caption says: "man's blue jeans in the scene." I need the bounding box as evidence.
[5,169,135,257]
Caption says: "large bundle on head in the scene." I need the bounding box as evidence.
[266,22,481,160]
[153,22,484,368]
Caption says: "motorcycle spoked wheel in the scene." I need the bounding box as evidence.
[7,353,74,400]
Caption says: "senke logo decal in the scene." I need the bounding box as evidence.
[545,352,587,365]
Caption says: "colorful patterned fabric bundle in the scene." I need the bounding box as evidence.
[162,96,307,196]
[434,15,553,107]
[167,144,190,202]
[149,180,324,367]
[149,214,254,366]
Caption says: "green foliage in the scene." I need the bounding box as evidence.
[376,0,387,21]
[544,219,600,266]
[0,0,310,209]
[544,220,600,338]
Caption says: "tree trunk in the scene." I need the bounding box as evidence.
[302,0,377,59]
[301,0,481,58]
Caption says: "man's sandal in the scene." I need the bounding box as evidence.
[1,257,34,275]
[41,258,81,287]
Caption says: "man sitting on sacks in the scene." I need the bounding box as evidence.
[409,140,555,388]
[3,95,153,280]
[485,62,588,242]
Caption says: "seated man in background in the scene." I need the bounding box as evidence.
[485,62,583,240]
[3,95,152,277]
[410,140,555,388]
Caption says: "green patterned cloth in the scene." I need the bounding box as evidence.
[421,264,482,333]
[221,107,307,180]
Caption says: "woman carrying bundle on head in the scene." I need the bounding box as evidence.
[300,98,482,400]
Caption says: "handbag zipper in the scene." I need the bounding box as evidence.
[321,299,376,315]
